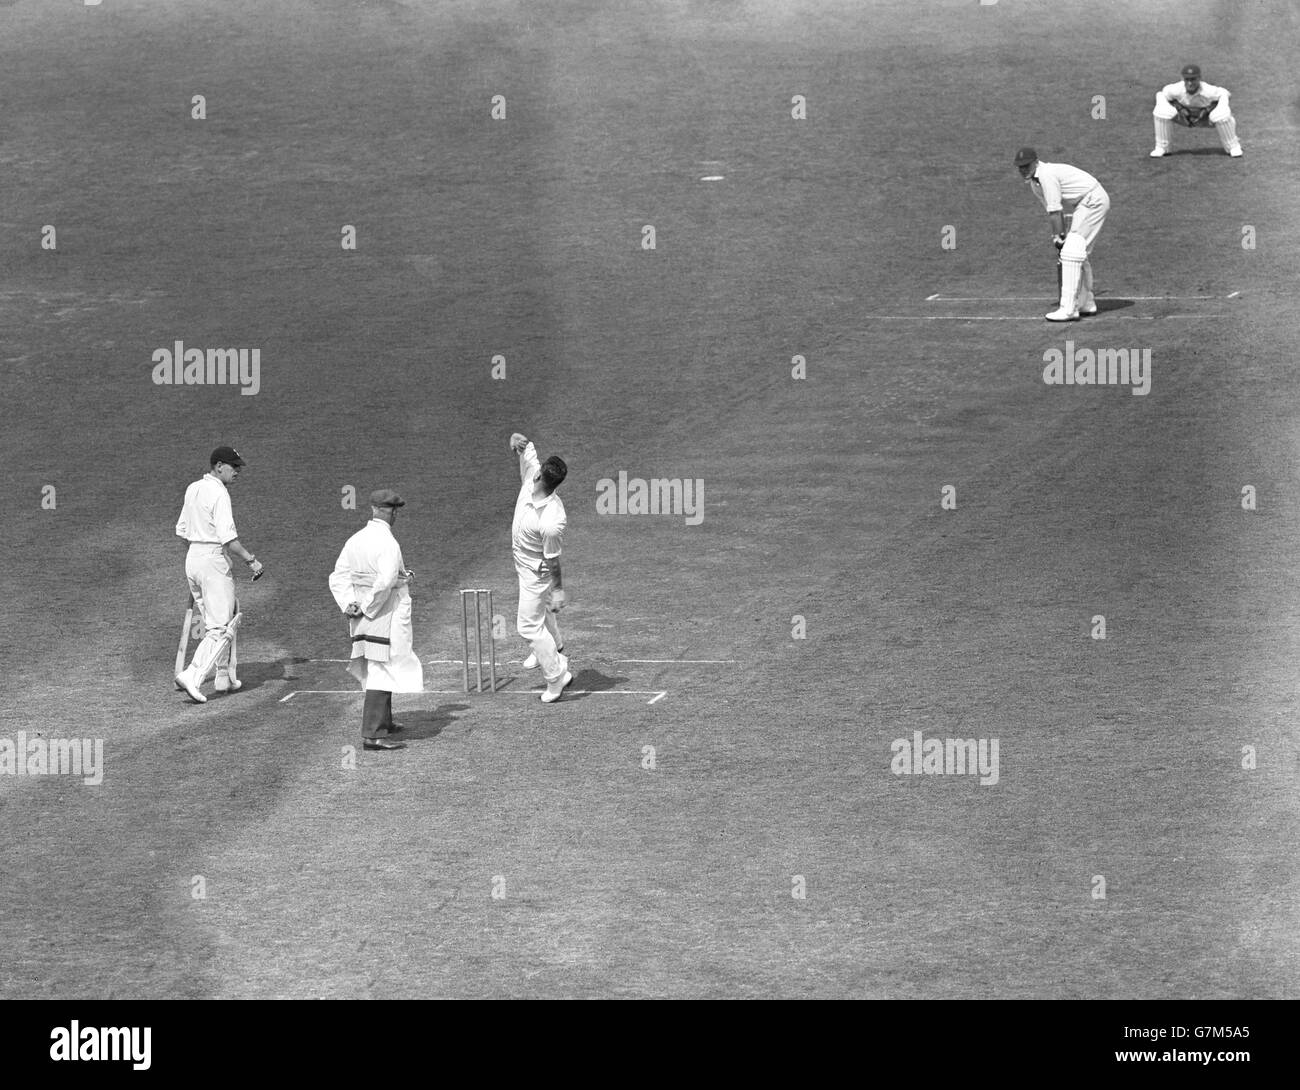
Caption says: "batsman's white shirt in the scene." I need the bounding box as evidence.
[176,473,238,545]
[328,519,423,693]
[1160,80,1230,109]
[1027,161,1102,214]
[176,472,239,629]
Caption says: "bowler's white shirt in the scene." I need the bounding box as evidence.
[512,443,566,569]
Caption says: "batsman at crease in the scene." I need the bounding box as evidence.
[1015,147,1110,323]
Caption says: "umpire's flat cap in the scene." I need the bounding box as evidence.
[369,489,406,508]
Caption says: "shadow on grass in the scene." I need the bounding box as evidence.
[391,705,454,742]
[564,668,631,700]
[231,655,311,693]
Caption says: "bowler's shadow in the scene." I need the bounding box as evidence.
[565,668,629,700]
[1089,297,1135,313]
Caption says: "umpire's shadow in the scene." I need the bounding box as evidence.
[231,655,310,692]
[392,706,454,741]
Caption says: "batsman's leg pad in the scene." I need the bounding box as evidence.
[1077,260,1094,308]
[190,616,240,684]
[1060,234,1088,262]
[217,611,241,676]
[1059,256,1084,312]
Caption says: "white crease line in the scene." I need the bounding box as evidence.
[873,315,1220,321]
[926,295,1225,301]
[281,689,669,704]
[616,659,737,664]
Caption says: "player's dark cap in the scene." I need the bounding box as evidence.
[210,445,245,467]
[1181,64,1201,79]
[1013,146,1038,166]
[369,489,406,508]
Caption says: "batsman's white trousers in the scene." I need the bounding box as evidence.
[1065,186,1109,254]
[184,543,237,682]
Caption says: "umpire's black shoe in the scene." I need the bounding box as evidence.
[363,737,406,751]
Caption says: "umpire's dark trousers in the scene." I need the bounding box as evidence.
[362,689,394,738]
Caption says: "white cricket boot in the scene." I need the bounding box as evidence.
[541,670,574,704]
[175,668,207,703]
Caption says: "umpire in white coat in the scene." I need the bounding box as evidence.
[328,490,422,751]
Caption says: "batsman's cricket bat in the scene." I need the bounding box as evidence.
[176,595,194,676]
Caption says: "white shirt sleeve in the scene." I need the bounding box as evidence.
[1036,167,1064,213]
[212,486,238,545]
[519,442,540,486]
[541,500,566,560]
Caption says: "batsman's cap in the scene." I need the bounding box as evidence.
[1013,146,1038,166]
[210,445,245,467]
[1181,64,1201,79]
[369,488,406,509]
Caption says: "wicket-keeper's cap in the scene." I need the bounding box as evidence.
[1181,64,1201,79]
[369,489,406,508]
[210,445,245,467]
[1013,146,1037,166]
